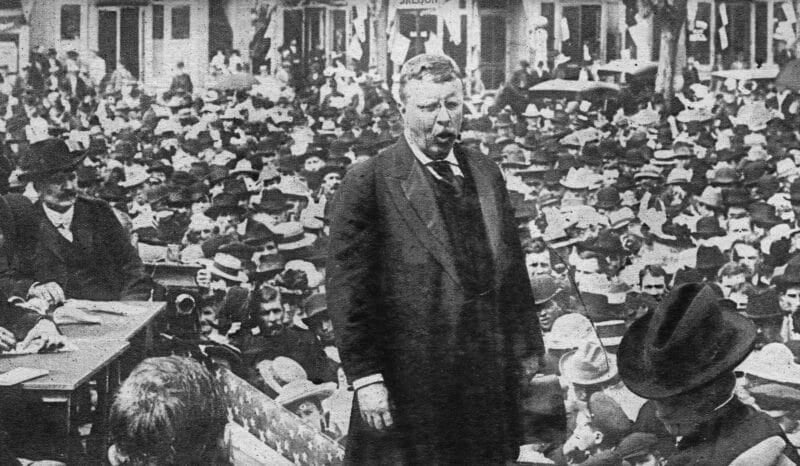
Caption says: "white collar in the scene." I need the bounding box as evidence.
[404,132,462,176]
[43,203,75,229]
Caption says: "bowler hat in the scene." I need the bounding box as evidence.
[256,189,289,214]
[618,283,757,399]
[531,275,561,305]
[19,138,86,181]
[242,221,275,248]
[691,216,726,238]
[695,245,726,271]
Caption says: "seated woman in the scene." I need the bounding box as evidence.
[107,356,228,465]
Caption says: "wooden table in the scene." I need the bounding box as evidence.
[0,301,166,461]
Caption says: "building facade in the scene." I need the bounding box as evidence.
[0,0,793,91]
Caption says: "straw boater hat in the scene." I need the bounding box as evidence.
[272,222,316,251]
[737,343,800,385]
[202,253,249,283]
[618,283,756,399]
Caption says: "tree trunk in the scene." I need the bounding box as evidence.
[654,12,686,114]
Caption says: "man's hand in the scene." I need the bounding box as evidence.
[521,355,541,381]
[357,382,394,431]
[0,327,16,352]
[28,282,65,306]
[196,269,212,288]
[21,320,65,353]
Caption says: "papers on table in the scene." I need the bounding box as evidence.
[2,341,78,356]
[59,300,151,317]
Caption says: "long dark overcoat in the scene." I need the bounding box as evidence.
[327,137,544,465]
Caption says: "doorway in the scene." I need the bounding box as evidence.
[98,7,140,77]
[562,4,601,62]
[480,14,506,89]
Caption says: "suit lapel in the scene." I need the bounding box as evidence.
[384,137,462,288]
[461,148,501,265]
[70,199,93,253]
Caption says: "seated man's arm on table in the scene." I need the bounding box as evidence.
[0,296,62,351]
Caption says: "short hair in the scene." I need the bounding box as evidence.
[639,264,668,287]
[248,284,283,319]
[109,356,227,465]
[398,54,461,104]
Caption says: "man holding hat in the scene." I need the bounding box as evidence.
[14,138,152,302]
[618,283,800,465]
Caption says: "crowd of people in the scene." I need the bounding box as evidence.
[3,40,800,464]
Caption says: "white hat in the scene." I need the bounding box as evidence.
[737,343,800,385]
[205,253,248,283]
[230,159,259,177]
[777,158,799,179]
[545,313,594,351]
[523,104,540,118]
[272,222,316,251]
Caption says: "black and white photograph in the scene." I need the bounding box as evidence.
[0,0,797,464]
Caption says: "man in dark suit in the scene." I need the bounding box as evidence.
[328,54,544,465]
[14,138,152,304]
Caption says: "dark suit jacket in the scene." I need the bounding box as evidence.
[328,137,544,464]
[13,196,151,301]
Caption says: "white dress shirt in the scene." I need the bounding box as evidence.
[43,204,75,242]
[404,131,463,179]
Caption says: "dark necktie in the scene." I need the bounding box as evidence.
[429,160,463,196]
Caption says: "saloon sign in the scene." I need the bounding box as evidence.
[394,0,440,9]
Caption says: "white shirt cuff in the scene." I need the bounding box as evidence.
[352,373,384,391]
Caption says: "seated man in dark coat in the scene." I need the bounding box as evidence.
[13,139,152,303]
[619,283,800,465]
[235,284,335,385]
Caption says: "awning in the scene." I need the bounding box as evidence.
[0,0,24,32]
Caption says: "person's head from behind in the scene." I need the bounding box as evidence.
[397,54,464,160]
[108,356,227,465]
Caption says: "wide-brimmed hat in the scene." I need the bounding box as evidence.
[272,222,316,251]
[579,230,626,256]
[559,340,618,386]
[749,202,783,228]
[19,138,86,181]
[710,167,739,186]
[696,186,723,209]
[256,189,289,214]
[618,283,757,399]
[204,252,249,283]
[545,313,595,351]
[608,207,636,230]
[737,343,800,385]
[594,187,620,210]
[256,356,307,395]
[205,193,246,219]
[692,216,726,238]
[743,288,783,320]
[750,384,800,417]
[275,379,336,407]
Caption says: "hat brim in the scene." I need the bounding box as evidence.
[20,153,87,181]
[559,349,618,386]
[276,382,336,406]
[207,264,249,283]
[277,233,316,251]
[618,309,756,399]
